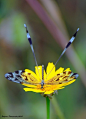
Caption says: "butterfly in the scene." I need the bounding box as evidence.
[5,24,79,93]
[5,66,78,88]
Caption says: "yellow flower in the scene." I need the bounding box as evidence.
[22,62,78,95]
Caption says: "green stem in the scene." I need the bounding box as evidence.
[46,97,50,119]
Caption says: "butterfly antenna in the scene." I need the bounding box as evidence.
[24,24,41,79]
[46,28,79,79]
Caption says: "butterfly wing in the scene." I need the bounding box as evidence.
[5,70,40,85]
[45,71,79,85]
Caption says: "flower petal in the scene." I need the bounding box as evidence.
[25,69,40,81]
[23,88,44,93]
[55,67,64,74]
[21,62,77,95]
[45,62,55,80]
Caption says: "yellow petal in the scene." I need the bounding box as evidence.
[23,88,44,93]
[45,62,55,80]
[22,84,37,88]
[35,66,42,80]
[64,68,71,72]
[55,67,64,74]
[25,69,40,81]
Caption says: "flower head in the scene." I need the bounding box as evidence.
[22,62,78,95]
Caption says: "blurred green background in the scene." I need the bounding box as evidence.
[0,0,86,119]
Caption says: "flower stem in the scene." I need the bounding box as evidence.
[46,97,50,119]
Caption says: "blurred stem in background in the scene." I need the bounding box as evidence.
[51,96,65,119]
[46,96,65,119]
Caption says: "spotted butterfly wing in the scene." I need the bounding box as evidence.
[45,71,79,85]
[5,70,40,85]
